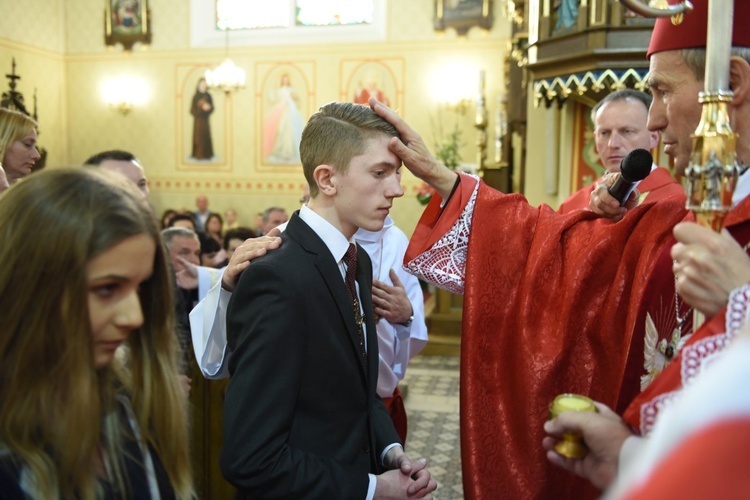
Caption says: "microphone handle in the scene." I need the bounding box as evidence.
[607,176,637,207]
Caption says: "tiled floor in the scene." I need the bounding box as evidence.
[402,354,463,499]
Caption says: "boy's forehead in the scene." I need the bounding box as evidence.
[351,136,399,164]
[362,133,395,152]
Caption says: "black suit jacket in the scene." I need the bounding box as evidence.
[221,213,400,499]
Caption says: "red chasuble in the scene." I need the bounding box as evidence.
[623,307,727,432]
[558,166,685,214]
[623,200,750,433]
[405,175,688,499]
[622,418,750,499]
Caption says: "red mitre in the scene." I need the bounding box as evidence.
[647,0,750,58]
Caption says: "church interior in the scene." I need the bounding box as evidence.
[0,1,670,498]
[2,0,667,233]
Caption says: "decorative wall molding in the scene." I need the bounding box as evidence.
[148,177,425,195]
[533,68,649,108]
[150,178,304,194]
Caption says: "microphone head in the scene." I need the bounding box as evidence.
[619,148,653,182]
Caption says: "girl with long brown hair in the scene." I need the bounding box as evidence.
[0,168,193,499]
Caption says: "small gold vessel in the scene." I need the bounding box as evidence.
[549,394,597,459]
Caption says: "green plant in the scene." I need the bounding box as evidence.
[434,126,463,170]
[417,117,464,205]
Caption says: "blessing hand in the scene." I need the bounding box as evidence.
[369,97,457,201]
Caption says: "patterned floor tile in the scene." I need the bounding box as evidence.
[403,355,463,499]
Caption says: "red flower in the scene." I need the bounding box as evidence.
[416,182,437,205]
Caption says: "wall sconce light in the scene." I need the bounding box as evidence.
[430,63,482,114]
[101,75,148,115]
[205,29,246,94]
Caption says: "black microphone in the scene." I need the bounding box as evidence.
[607,148,653,206]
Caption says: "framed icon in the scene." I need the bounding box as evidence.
[105,0,152,50]
[255,61,315,171]
[434,0,493,35]
[340,58,405,115]
[175,64,230,172]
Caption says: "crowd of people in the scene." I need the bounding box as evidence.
[153,197,290,270]
[0,102,435,499]
[0,0,747,497]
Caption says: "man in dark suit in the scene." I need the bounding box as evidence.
[193,194,212,232]
[221,102,437,499]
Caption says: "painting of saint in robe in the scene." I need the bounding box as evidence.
[190,77,214,160]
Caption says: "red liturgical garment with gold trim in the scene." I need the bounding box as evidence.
[558,166,685,214]
[405,174,688,499]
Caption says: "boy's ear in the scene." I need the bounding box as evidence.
[313,165,336,196]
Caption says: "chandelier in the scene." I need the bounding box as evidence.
[205,59,246,93]
[205,29,246,94]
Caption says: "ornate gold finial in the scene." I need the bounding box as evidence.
[622,0,737,331]
[685,92,739,232]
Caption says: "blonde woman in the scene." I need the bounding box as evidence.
[0,108,41,188]
[0,169,193,499]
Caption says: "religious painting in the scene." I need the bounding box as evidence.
[340,59,404,115]
[434,0,493,36]
[176,65,229,172]
[105,0,151,50]
[256,62,315,169]
[189,77,215,161]
[569,101,602,192]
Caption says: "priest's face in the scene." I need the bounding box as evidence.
[593,98,659,173]
[646,50,705,176]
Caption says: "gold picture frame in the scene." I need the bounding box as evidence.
[434,0,493,35]
[105,0,151,51]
